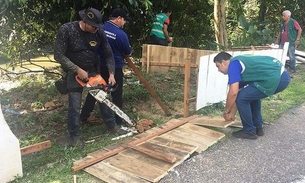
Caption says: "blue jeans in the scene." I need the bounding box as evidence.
[68,91,116,137]
[236,71,291,133]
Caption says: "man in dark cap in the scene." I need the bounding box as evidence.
[80,8,132,129]
[54,7,117,148]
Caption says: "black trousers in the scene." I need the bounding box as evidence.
[80,67,124,125]
[149,35,168,46]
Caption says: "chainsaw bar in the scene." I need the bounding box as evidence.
[89,89,136,127]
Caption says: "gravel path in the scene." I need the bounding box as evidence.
[160,105,305,183]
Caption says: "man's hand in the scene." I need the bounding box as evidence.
[223,111,236,121]
[108,73,116,86]
[76,67,88,82]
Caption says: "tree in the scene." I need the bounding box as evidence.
[214,0,227,50]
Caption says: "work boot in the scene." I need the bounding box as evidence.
[70,136,84,149]
[232,130,258,140]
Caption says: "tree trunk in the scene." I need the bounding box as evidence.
[214,0,228,50]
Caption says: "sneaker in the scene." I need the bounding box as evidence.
[232,130,258,139]
[256,127,264,136]
[70,136,84,149]
[108,125,129,135]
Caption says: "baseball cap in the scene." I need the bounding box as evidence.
[110,8,131,21]
[78,8,103,27]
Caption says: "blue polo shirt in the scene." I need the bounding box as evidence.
[98,21,132,69]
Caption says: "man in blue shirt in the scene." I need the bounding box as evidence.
[214,52,290,139]
[80,8,132,131]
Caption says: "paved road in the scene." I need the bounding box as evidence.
[160,104,305,183]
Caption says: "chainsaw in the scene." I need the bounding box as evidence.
[76,74,136,127]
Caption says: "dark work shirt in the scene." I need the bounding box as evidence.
[54,21,115,73]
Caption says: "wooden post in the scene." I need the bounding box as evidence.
[125,57,171,116]
[183,60,191,118]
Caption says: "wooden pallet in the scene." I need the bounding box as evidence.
[74,115,227,183]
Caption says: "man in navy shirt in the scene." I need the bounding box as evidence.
[80,8,132,130]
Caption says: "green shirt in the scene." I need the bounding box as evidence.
[149,13,169,39]
[232,55,283,96]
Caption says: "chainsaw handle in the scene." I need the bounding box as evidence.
[76,74,107,88]
[75,76,88,87]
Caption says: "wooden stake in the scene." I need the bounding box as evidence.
[125,56,171,116]
[183,60,191,118]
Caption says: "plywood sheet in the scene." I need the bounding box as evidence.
[189,116,235,128]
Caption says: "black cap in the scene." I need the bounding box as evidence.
[78,8,103,27]
[110,8,131,21]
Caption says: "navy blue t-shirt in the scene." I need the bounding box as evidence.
[98,21,132,69]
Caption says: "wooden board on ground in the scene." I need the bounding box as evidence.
[20,140,52,155]
[120,148,175,171]
[78,116,228,183]
[138,141,190,163]
[178,123,225,141]
[104,154,167,182]
[85,161,149,183]
[229,120,243,128]
[160,132,209,153]
[189,116,235,128]
[149,136,198,153]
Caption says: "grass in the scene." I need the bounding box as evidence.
[1,63,305,183]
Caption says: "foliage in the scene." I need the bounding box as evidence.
[1,0,305,68]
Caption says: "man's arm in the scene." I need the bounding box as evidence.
[98,28,116,84]
[294,22,302,47]
[223,82,239,121]
[163,24,171,43]
[54,25,78,72]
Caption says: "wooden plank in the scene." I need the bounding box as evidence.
[20,140,51,155]
[168,128,217,147]
[105,154,167,182]
[138,142,190,162]
[189,116,235,128]
[125,56,171,116]
[145,62,198,68]
[149,136,198,153]
[85,161,149,183]
[178,123,225,141]
[126,144,177,163]
[72,115,198,171]
[160,133,208,153]
[120,149,175,171]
